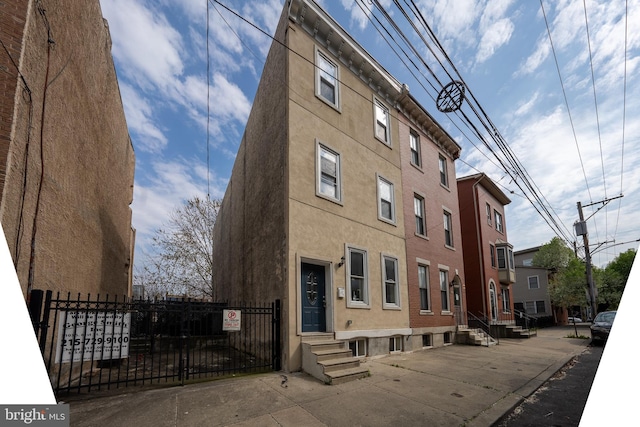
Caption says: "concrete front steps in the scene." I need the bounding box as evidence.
[301,334,369,385]
[457,328,498,346]
[504,325,537,338]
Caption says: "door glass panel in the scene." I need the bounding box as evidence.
[306,272,318,305]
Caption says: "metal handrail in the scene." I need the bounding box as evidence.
[467,311,499,345]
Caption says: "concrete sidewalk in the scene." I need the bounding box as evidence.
[67,326,591,427]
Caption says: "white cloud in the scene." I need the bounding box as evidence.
[119,83,168,153]
[475,18,514,64]
[101,0,184,90]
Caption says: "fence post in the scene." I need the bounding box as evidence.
[28,289,44,335]
[39,290,53,353]
[272,299,281,371]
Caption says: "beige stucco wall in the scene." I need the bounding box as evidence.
[285,16,409,370]
[1,0,135,297]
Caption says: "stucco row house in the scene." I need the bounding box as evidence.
[1,0,135,299]
[211,0,515,378]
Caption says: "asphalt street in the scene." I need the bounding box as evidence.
[495,343,604,427]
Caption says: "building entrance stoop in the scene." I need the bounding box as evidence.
[301,334,369,385]
[456,327,499,346]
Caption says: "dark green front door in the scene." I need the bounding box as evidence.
[301,263,326,332]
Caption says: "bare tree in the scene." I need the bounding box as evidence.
[138,197,220,299]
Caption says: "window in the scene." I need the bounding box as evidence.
[382,255,399,307]
[486,203,492,225]
[349,338,367,357]
[528,276,540,289]
[508,248,515,271]
[348,248,368,305]
[315,49,339,108]
[377,175,395,223]
[317,143,341,201]
[501,288,511,312]
[374,99,390,145]
[440,269,450,312]
[444,332,452,344]
[422,334,432,347]
[438,155,448,187]
[410,131,421,167]
[525,300,546,314]
[522,258,533,267]
[494,210,503,233]
[418,264,430,311]
[490,244,496,267]
[389,336,403,352]
[414,195,426,236]
[443,210,453,247]
[497,247,506,269]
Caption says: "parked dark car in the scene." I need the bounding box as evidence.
[590,311,616,344]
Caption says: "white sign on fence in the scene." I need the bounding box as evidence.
[222,309,241,331]
[55,311,131,363]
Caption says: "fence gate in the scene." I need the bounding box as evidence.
[29,290,281,396]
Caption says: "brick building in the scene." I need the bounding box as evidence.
[0,0,135,298]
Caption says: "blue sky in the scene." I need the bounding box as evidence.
[98,0,640,269]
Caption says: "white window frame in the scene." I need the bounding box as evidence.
[490,243,496,268]
[377,174,396,224]
[443,208,454,248]
[528,275,540,289]
[389,336,403,353]
[497,246,507,269]
[439,268,450,313]
[316,141,342,203]
[409,131,421,167]
[414,194,426,237]
[349,338,367,357]
[347,246,369,308]
[438,155,449,187]
[373,98,391,146]
[418,262,430,312]
[501,287,511,313]
[494,210,503,233]
[381,254,400,309]
[486,203,492,225]
[315,48,340,110]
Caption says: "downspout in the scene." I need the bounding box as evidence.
[472,177,487,319]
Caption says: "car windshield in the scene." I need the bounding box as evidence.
[595,312,616,323]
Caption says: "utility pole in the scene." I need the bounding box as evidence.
[575,194,624,319]
[575,202,597,319]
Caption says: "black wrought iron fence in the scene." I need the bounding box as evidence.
[29,290,281,397]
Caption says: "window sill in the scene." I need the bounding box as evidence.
[347,302,370,309]
[441,311,453,316]
[444,244,456,251]
[315,94,342,113]
[419,310,434,315]
[383,305,402,311]
[414,233,429,240]
[410,162,424,173]
[316,192,344,206]
[378,217,397,227]
[440,183,451,192]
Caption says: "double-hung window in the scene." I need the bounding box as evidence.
[374,99,391,145]
[317,143,341,202]
[490,244,496,267]
[377,175,395,223]
[410,131,421,167]
[382,255,399,308]
[443,210,453,247]
[528,276,539,289]
[315,49,339,108]
[486,203,492,225]
[440,269,450,312]
[414,195,426,236]
[348,247,368,306]
[418,264,430,311]
[497,247,507,269]
[438,155,448,187]
[502,288,511,312]
[495,210,503,233]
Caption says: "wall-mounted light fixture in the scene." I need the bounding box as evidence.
[338,256,345,267]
